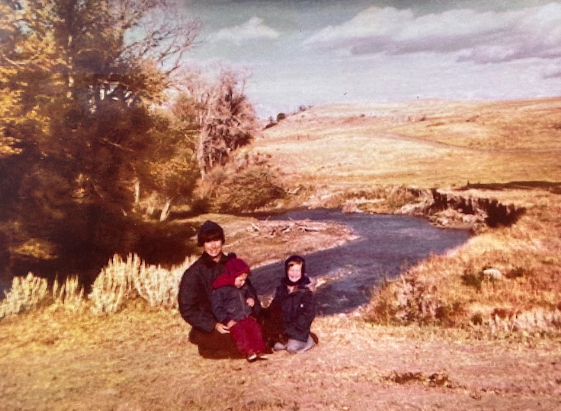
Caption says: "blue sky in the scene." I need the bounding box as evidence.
[181,0,561,118]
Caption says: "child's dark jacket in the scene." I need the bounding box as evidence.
[270,278,316,342]
[211,274,261,325]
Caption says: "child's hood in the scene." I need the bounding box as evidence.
[283,255,311,287]
[212,257,250,289]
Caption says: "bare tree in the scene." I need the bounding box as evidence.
[174,68,259,179]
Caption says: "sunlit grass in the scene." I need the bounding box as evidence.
[1,254,197,320]
[0,273,48,318]
[257,97,561,191]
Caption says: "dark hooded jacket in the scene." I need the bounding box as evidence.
[178,251,237,332]
[210,260,261,325]
[269,256,316,342]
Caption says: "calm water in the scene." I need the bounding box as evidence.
[251,209,471,315]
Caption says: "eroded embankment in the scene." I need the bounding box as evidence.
[398,187,526,231]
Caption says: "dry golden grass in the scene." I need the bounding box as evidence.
[89,254,195,315]
[1,308,560,411]
[386,98,561,150]
[0,273,48,319]
[255,97,561,190]
[51,276,86,314]
[0,254,197,320]
[364,188,561,335]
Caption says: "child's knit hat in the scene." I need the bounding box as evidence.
[213,257,250,289]
[225,257,250,278]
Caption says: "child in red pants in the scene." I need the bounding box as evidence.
[211,258,267,362]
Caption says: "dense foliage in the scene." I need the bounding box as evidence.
[0,0,259,286]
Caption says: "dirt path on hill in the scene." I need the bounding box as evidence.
[381,132,561,153]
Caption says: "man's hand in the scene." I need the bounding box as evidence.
[215,322,230,334]
[246,297,255,307]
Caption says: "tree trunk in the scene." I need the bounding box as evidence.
[159,198,172,222]
[133,179,140,208]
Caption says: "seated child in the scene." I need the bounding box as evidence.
[269,255,316,354]
[211,257,267,362]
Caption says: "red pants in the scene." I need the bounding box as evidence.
[229,316,266,356]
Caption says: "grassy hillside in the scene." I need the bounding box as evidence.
[255,98,561,190]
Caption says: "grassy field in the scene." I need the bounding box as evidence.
[1,97,561,410]
[254,98,561,189]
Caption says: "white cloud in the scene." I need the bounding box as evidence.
[303,4,561,65]
[543,61,561,79]
[208,17,280,45]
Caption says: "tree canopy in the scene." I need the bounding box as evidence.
[0,0,200,284]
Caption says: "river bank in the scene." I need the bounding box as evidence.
[249,208,470,315]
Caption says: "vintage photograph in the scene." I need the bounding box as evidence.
[1,1,561,410]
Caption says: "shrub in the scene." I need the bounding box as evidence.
[1,253,196,319]
[0,273,48,319]
[133,258,192,309]
[51,276,85,314]
[89,254,196,315]
[89,254,139,315]
[461,271,483,291]
[213,165,285,213]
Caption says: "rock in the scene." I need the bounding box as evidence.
[483,268,503,281]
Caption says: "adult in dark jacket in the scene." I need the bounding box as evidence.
[211,258,266,361]
[269,255,317,354]
[178,220,242,357]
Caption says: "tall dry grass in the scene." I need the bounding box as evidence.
[51,276,85,314]
[89,253,196,315]
[0,254,196,320]
[0,273,48,319]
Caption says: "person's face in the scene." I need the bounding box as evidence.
[203,239,223,260]
[234,273,248,288]
[287,263,303,283]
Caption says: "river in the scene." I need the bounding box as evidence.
[251,209,471,315]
